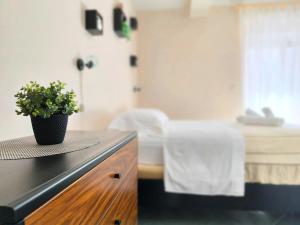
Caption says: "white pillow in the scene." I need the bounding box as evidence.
[109,109,169,136]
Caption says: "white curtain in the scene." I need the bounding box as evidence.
[240,6,300,123]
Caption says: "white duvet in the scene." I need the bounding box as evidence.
[109,109,246,196]
[163,121,245,196]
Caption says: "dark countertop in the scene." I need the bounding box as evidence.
[0,130,136,225]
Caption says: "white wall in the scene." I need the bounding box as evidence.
[137,7,243,119]
[0,0,138,140]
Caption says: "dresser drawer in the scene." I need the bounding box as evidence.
[98,166,138,225]
[25,138,138,225]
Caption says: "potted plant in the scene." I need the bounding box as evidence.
[121,20,131,40]
[15,81,79,145]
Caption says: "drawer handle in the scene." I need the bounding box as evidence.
[114,219,122,225]
[113,173,121,179]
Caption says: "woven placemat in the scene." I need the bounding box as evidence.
[0,131,101,160]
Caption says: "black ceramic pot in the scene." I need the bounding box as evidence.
[31,114,68,145]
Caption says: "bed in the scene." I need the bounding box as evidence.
[109,109,300,212]
[138,124,300,185]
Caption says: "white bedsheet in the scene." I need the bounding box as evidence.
[139,136,164,165]
[138,123,300,165]
[163,121,245,196]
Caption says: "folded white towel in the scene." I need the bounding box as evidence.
[246,108,262,117]
[236,115,284,127]
[262,107,275,118]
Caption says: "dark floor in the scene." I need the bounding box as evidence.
[139,207,300,225]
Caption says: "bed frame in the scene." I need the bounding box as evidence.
[139,179,300,213]
[138,161,300,215]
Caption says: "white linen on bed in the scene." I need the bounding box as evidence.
[137,123,300,164]
[139,135,164,165]
[234,123,300,154]
[163,121,245,196]
[236,115,284,126]
[108,109,169,137]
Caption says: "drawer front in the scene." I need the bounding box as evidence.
[98,166,138,225]
[25,138,138,225]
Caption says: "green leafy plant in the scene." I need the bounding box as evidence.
[15,81,79,118]
[121,21,131,40]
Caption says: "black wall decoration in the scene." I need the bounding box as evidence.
[85,10,104,35]
[133,86,142,92]
[130,55,138,67]
[113,7,126,37]
[130,17,138,31]
[76,58,95,71]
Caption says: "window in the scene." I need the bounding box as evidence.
[240,6,300,123]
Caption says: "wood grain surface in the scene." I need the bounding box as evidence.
[25,138,138,225]
[99,167,138,225]
[98,158,138,225]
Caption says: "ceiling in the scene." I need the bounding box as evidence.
[133,0,283,11]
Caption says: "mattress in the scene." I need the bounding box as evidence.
[236,123,300,155]
[138,164,300,185]
[138,124,300,185]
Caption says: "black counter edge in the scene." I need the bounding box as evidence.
[1,132,137,224]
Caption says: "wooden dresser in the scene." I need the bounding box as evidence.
[0,130,137,225]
